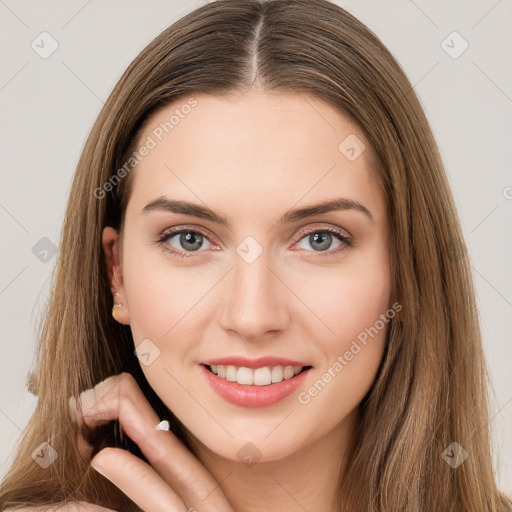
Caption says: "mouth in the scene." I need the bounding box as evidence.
[201,363,313,386]
[199,363,313,408]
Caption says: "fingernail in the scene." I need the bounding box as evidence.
[90,458,107,476]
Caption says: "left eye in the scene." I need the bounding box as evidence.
[295,230,350,253]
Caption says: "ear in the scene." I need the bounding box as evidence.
[102,226,130,325]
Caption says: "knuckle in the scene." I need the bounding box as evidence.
[119,372,138,397]
[96,373,122,390]
[79,388,99,415]
[86,373,131,405]
[120,371,136,386]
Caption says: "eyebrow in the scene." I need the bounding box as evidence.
[141,196,374,226]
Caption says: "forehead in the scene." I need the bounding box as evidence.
[126,90,385,221]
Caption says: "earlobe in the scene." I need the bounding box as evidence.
[102,226,130,325]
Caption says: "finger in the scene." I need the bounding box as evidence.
[90,447,188,512]
[70,380,141,462]
[73,373,235,511]
[77,432,94,460]
[69,394,121,461]
[68,395,97,460]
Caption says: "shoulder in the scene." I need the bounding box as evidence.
[3,503,117,512]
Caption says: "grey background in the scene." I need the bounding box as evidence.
[1,0,511,496]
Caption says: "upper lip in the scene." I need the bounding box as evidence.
[201,356,312,369]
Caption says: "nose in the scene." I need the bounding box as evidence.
[219,249,290,341]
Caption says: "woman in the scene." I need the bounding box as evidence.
[1,0,510,510]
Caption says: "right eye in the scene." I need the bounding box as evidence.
[155,226,217,258]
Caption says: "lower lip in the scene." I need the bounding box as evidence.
[199,364,311,408]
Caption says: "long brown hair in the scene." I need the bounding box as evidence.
[1,0,510,510]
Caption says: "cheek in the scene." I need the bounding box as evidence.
[121,248,208,352]
[292,245,391,398]
[292,266,391,437]
[332,272,390,342]
[121,253,212,411]
[295,256,391,348]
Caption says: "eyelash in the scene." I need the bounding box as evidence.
[154,224,353,259]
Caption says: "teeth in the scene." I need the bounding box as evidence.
[208,364,305,386]
[226,365,237,382]
[271,366,283,383]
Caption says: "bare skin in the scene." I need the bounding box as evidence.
[18,90,393,511]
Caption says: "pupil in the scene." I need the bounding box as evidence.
[311,232,331,251]
[181,232,202,251]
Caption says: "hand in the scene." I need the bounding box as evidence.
[69,372,236,512]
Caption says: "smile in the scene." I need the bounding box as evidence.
[200,363,313,408]
[205,364,308,386]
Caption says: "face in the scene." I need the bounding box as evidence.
[103,89,392,464]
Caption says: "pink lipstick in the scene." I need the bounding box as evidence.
[199,356,312,408]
